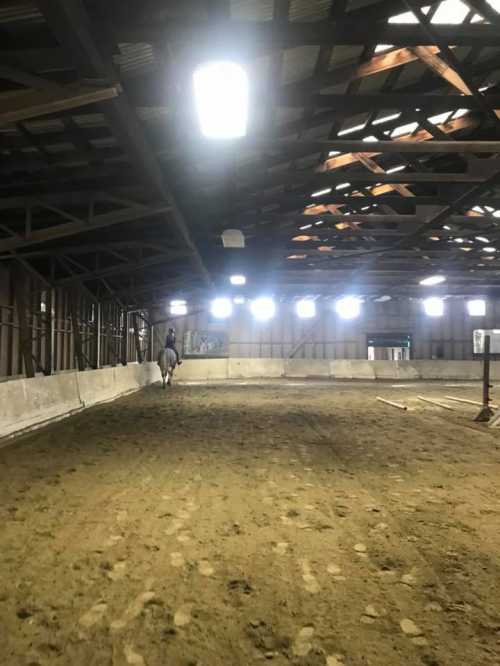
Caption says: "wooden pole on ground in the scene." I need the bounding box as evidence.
[445,395,499,409]
[376,397,408,410]
[417,396,455,410]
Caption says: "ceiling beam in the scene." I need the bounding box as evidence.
[0,204,171,253]
[0,82,121,124]
[278,92,500,111]
[54,250,188,286]
[111,20,500,47]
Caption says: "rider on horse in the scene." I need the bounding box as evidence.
[165,327,182,365]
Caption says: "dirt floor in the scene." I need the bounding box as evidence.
[1,380,500,666]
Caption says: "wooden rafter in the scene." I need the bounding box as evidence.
[0,83,121,125]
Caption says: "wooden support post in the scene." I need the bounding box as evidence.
[475,334,494,422]
[148,323,154,362]
[121,311,128,366]
[43,287,55,375]
[92,302,101,369]
[69,289,85,371]
[12,265,35,378]
[132,312,144,363]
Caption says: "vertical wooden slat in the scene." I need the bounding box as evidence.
[12,265,35,378]
[70,289,85,371]
[121,311,128,366]
[132,313,144,363]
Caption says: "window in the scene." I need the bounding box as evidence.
[367,334,412,360]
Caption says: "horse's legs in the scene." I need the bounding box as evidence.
[162,373,166,389]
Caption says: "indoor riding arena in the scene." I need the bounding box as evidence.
[1,2,500,666]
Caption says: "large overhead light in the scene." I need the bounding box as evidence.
[250,297,276,321]
[230,274,246,286]
[335,296,361,320]
[419,275,446,286]
[296,299,316,319]
[423,297,444,317]
[211,297,232,319]
[170,299,187,316]
[193,61,249,139]
[467,299,486,317]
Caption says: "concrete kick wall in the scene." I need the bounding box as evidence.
[0,362,161,441]
[176,358,500,381]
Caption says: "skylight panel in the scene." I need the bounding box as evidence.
[428,111,452,125]
[388,7,430,22]
[338,122,367,136]
[391,121,419,138]
[431,0,470,24]
[372,112,401,126]
[311,188,332,198]
[375,44,394,52]
[386,164,406,173]
[485,0,500,11]
[451,108,468,119]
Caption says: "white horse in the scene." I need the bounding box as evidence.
[157,347,177,388]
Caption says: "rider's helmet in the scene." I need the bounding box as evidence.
[168,327,175,334]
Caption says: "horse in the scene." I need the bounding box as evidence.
[157,347,177,388]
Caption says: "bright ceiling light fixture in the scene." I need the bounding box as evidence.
[335,296,361,320]
[211,297,232,319]
[483,246,496,253]
[230,274,246,285]
[193,61,249,139]
[475,236,490,243]
[467,299,486,316]
[250,297,276,321]
[296,299,316,319]
[170,299,187,316]
[419,275,446,286]
[423,297,444,317]
[233,296,245,304]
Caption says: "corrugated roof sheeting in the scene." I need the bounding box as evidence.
[289,0,332,21]
[135,107,169,123]
[23,118,65,134]
[230,0,274,21]
[0,2,42,25]
[281,46,320,85]
[72,113,107,128]
[231,0,332,23]
[114,43,157,77]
